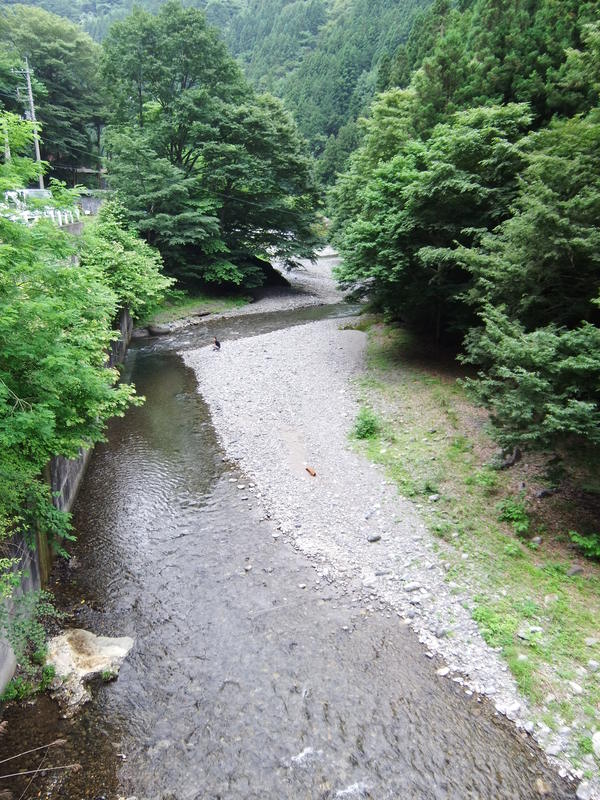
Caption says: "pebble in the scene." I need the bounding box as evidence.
[585,637,599,647]
[568,565,584,577]
[436,666,450,677]
[367,533,381,543]
[244,564,252,572]
[405,582,421,592]
[569,681,584,695]
[576,781,592,800]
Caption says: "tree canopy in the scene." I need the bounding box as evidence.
[102,1,320,287]
[0,5,105,181]
[331,1,600,451]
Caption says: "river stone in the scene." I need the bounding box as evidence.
[593,731,600,759]
[405,582,421,592]
[148,324,172,336]
[47,629,134,717]
[568,564,584,577]
[576,781,592,800]
[367,533,381,543]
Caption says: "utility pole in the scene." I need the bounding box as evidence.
[2,116,10,163]
[24,57,44,190]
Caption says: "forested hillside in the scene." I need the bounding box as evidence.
[0,0,432,176]
[331,0,600,452]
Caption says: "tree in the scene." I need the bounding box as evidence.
[80,200,174,319]
[0,121,170,593]
[103,1,320,287]
[333,100,531,339]
[0,5,105,181]
[460,109,600,449]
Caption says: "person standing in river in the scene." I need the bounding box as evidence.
[212,336,221,351]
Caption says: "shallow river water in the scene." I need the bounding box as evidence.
[1,305,575,799]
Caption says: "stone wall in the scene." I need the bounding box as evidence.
[0,308,132,692]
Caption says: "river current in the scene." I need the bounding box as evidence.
[0,305,574,799]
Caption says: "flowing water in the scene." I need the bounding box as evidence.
[1,305,575,799]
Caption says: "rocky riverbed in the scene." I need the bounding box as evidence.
[135,248,345,338]
[183,261,599,800]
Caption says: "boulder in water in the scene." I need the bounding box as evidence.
[47,629,134,716]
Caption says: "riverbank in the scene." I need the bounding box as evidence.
[135,248,345,335]
[183,267,599,798]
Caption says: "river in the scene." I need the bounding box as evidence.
[0,304,574,799]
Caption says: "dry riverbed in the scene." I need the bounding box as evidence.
[182,259,600,800]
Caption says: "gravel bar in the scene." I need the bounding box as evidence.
[183,297,595,799]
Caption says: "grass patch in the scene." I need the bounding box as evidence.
[351,321,600,767]
[139,286,251,327]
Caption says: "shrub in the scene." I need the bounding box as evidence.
[569,530,600,561]
[497,495,530,538]
[353,407,380,439]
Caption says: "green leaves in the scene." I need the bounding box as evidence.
[0,151,170,597]
[333,101,530,335]
[0,6,104,179]
[103,2,320,287]
[463,310,600,450]
[80,200,174,319]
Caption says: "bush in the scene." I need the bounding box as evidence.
[353,407,380,439]
[569,530,600,561]
[497,495,530,538]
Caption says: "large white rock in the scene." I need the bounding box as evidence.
[47,629,134,716]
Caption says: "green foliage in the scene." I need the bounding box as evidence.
[504,540,524,558]
[472,602,517,649]
[0,5,105,179]
[1,675,35,702]
[569,531,600,561]
[333,101,531,338]
[497,495,530,538]
[102,2,320,286]
[0,141,168,603]
[331,0,600,452]
[81,201,173,318]
[0,113,45,191]
[353,407,380,440]
[459,110,600,450]
[0,590,62,681]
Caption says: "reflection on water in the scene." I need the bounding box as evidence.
[0,308,575,799]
